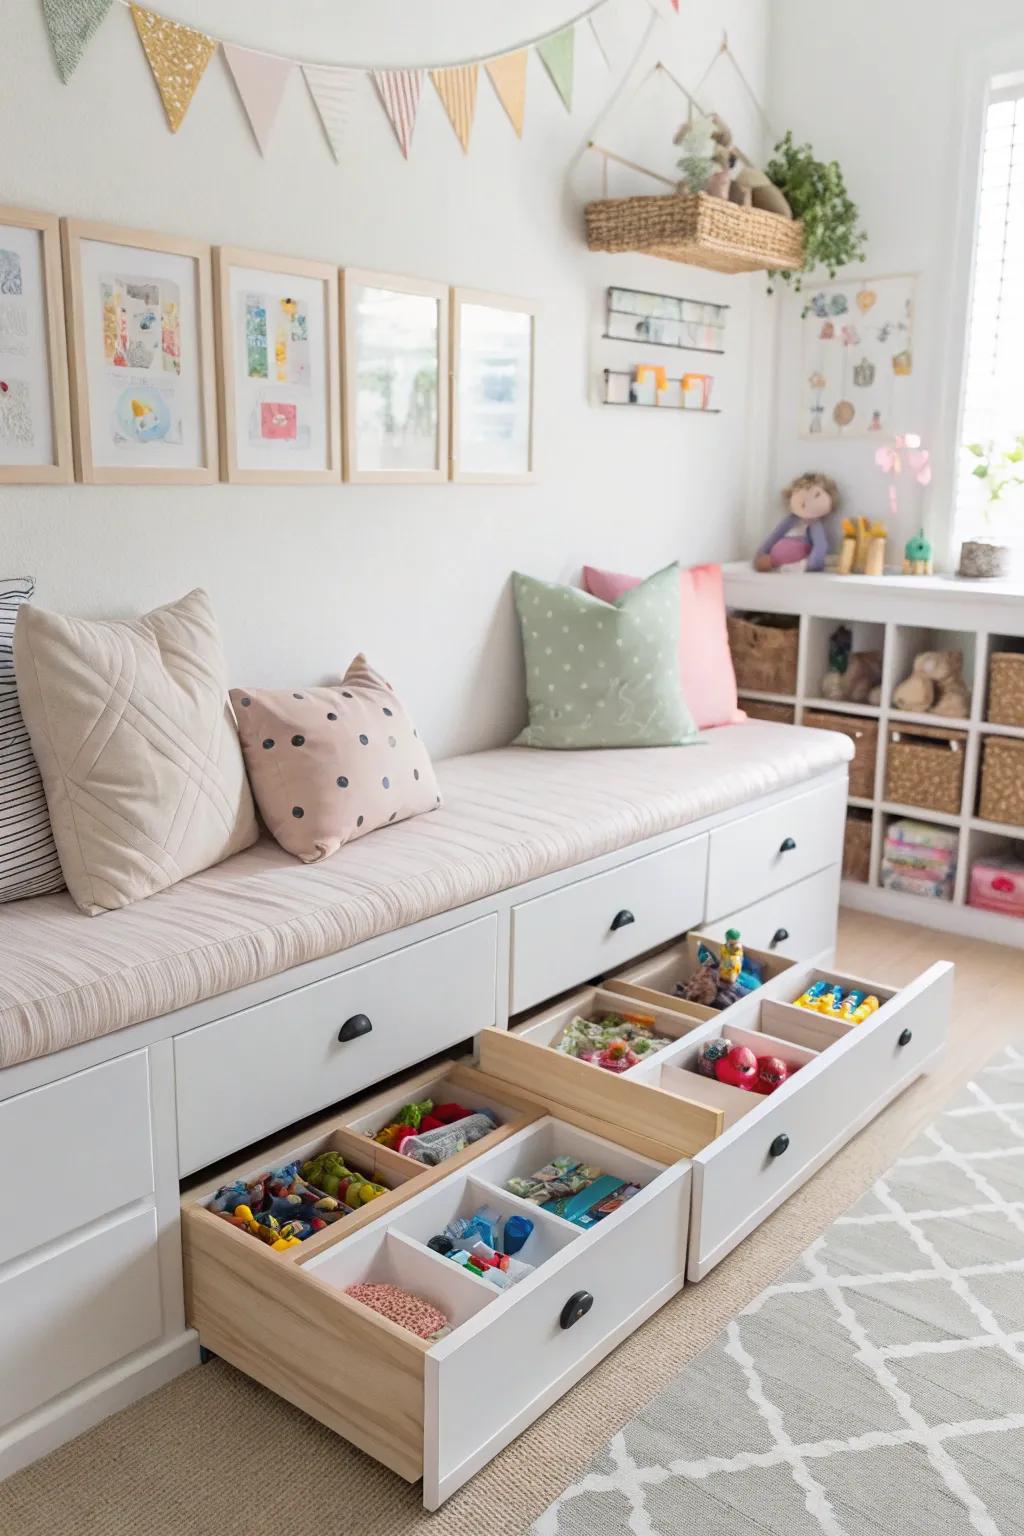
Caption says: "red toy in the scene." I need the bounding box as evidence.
[754,1055,790,1095]
[715,1044,758,1090]
[597,1039,641,1073]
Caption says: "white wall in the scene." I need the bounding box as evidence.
[0,0,770,757]
[764,0,1024,567]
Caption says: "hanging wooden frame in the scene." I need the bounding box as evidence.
[450,288,536,484]
[0,205,73,485]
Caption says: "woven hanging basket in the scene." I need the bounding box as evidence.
[585,191,804,275]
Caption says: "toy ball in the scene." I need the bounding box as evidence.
[696,1037,731,1077]
[754,1056,789,1095]
[715,1044,758,1090]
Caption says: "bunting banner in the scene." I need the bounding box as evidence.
[42,0,113,82]
[430,65,479,153]
[224,43,295,158]
[304,63,361,163]
[485,51,528,137]
[373,68,423,159]
[536,28,575,112]
[131,4,216,133]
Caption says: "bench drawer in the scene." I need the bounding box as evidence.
[510,836,708,1014]
[698,863,841,961]
[175,915,499,1175]
[704,779,846,921]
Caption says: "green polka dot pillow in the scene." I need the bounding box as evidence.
[513,563,699,749]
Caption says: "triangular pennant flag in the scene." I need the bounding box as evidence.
[485,51,528,137]
[670,0,680,10]
[224,44,295,157]
[373,69,424,159]
[536,28,574,112]
[430,65,479,153]
[131,5,217,133]
[42,0,113,83]
[304,65,360,162]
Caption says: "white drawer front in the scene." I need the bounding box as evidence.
[705,779,846,922]
[0,1208,162,1429]
[688,961,953,1279]
[699,863,840,962]
[175,915,499,1175]
[510,836,708,1014]
[0,1052,154,1267]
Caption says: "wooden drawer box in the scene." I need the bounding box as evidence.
[885,725,966,815]
[509,836,708,1014]
[803,709,878,798]
[175,915,500,1175]
[704,778,847,921]
[987,651,1024,727]
[978,736,1024,827]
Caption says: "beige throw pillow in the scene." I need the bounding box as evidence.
[14,588,258,914]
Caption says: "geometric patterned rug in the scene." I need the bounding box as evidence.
[533,1045,1024,1536]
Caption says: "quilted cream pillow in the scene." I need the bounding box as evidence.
[14,589,258,914]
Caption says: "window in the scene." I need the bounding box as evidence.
[955,77,1024,551]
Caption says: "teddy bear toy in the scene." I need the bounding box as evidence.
[755,473,841,573]
[892,650,971,718]
[674,114,792,216]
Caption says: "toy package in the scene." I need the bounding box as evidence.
[556,1012,674,1072]
[505,1155,640,1227]
[368,1097,498,1163]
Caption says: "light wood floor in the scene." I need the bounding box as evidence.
[0,909,1021,1536]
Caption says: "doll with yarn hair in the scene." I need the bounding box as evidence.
[754,473,841,573]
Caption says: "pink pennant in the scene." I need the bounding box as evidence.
[224,43,295,156]
[373,68,423,158]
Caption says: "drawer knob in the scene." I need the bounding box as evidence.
[610,909,636,932]
[770,927,790,950]
[338,1013,373,1044]
[898,1028,913,1047]
[559,1291,594,1330]
[779,837,797,853]
[769,1133,790,1158]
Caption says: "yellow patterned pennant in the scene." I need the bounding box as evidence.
[430,65,479,153]
[131,5,217,133]
[485,51,527,137]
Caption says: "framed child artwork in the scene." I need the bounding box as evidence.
[62,219,218,484]
[215,247,341,485]
[451,288,536,483]
[0,206,73,484]
[341,270,448,483]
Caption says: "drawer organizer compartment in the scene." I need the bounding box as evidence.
[605,930,797,1020]
[183,1103,689,1509]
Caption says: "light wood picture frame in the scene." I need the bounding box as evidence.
[0,205,73,485]
[62,218,218,485]
[215,246,341,486]
[450,287,536,484]
[341,269,449,484]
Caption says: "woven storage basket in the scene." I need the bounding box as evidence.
[727,614,800,695]
[885,725,966,816]
[585,192,804,274]
[803,710,878,799]
[741,699,796,725]
[843,813,872,884]
[979,736,1024,827]
[987,652,1024,728]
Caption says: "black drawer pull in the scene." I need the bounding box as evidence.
[560,1291,594,1330]
[338,1013,373,1044]
[770,927,790,949]
[610,909,635,932]
[769,1134,790,1158]
[779,837,797,853]
[898,1028,913,1047]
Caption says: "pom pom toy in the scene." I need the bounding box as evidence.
[696,1037,731,1077]
[715,1044,758,1090]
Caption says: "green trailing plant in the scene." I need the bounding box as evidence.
[764,131,867,291]
[965,433,1024,526]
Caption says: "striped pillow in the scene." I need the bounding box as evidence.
[0,579,64,902]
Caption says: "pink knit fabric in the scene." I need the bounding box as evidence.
[344,1282,448,1338]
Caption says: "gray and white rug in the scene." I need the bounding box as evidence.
[534,1045,1024,1536]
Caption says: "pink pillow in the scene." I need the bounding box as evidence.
[230,655,440,862]
[582,563,744,730]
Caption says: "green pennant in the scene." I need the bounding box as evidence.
[42,0,115,83]
[536,27,575,112]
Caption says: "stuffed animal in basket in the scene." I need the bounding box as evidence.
[892,650,971,717]
[674,115,792,216]
[755,473,841,573]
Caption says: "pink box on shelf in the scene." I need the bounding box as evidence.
[968,858,1024,919]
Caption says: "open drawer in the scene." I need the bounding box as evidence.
[182,1094,690,1509]
[604,930,798,1020]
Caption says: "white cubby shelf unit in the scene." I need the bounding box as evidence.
[722,562,1024,948]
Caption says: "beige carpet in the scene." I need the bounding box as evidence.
[2,910,1020,1536]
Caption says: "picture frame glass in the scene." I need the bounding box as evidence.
[456,302,533,476]
[78,238,206,471]
[0,224,57,468]
[229,265,331,474]
[350,283,441,473]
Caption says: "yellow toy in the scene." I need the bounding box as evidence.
[718,928,743,985]
[837,515,888,576]
[232,1204,302,1251]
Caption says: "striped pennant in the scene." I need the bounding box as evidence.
[536,27,574,113]
[304,64,361,162]
[224,44,295,157]
[373,68,424,159]
[485,51,528,137]
[430,64,478,153]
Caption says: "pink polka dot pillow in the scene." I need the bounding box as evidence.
[230,655,440,863]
